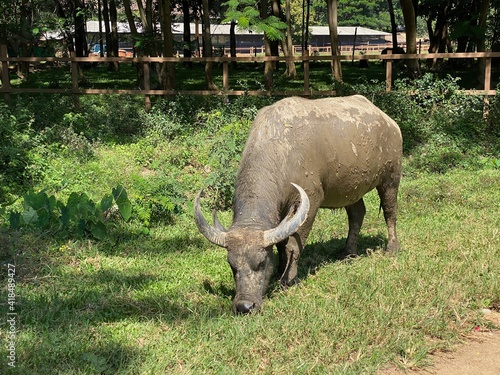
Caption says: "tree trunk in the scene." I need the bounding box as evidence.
[399,0,419,77]
[137,0,156,56]
[123,0,143,86]
[102,0,111,55]
[259,0,273,90]
[271,0,281,72]
[387,0,398,50]
[18,0,30,79]
[97,0,104,57]
[202,0,217,90]
[283,0,297,79]
[74,0,87,58]
[477,0,490,88]
[109,0,120,71]
[426,2,450,70]
[160,0,175,90]
[230,21,237,69]
[327,0,342,82]
[73,0,87,82]
[182,0,192,65]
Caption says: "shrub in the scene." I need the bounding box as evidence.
[5,185,132,240]
[487,87,500,137]
[0,103,36,203]
[355,75,498,174]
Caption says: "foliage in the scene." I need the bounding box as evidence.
[487,86,500,138]
[5,185,131,240]
[1,70,499,231]
[223,0,287,41]
[0,102,35,203]
[353,73,499,175]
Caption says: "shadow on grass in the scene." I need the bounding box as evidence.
[299,232,387,279]
[200,232,389,302]
[2,228,388,373]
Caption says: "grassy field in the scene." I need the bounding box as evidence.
[0,84,499,373]
[1,168,499,374]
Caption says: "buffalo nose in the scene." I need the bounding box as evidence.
[235,301,255,314]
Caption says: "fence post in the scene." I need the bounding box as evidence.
[484,54,491,93]
[143,61,151,112]
[303,51,310,95]
[483,53,492,119]
[223,60,229,92]
[1,43,11,101]
[385,49,392,93]
[70,51,80,109]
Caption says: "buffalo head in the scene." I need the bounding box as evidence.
[194,183,310,314]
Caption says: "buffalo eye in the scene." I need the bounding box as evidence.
[256,258,267,271]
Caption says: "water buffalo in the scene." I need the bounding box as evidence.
[195,95,402,314]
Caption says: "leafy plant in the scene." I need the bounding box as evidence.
[224,0,287,41]
[6,185,132,240]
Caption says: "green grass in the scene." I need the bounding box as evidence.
[1,167,499,374]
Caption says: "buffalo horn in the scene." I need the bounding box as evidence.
[263,183,310,247]
[194,189,227,247]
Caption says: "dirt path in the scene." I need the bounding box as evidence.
[380,310,500,375]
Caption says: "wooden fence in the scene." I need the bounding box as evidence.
[1,43,498,111]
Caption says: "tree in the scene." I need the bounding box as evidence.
[229,20,237,68]
[202,0,217,90]
[223,0,286,89]
[283,0,297,78]
[387,0,399,50]
[73,0,88,58]
[327,0,342,82]
[160,0,175,89]
[123,0,145,86]
[476,0,490,87]
[399,0,420,76]
[182,0,193,62]
[108,0,120,71]
[260,0,274,89]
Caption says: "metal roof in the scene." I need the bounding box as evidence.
[85,21,390,37]
[311,26,391,36]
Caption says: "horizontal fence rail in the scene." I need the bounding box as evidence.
[1,44,498,111]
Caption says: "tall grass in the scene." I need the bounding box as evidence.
[1,77,499,373]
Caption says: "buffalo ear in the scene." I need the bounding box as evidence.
[262,183,310,247]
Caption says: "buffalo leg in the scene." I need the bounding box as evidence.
[377,183,400,253]
[343,198,366,256]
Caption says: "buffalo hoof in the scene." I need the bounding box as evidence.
[386,241,401,254]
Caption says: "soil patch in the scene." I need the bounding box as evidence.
[380,310,500,375]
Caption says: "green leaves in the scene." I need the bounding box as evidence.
[6,186,133,240]
[112,185,132,222]
[223,0,286,41]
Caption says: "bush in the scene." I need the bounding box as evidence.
[487,87,500,137]
[0,102,36,203]
[1,80,498,230]
[355,74,499,174]
[5,185,132,240]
